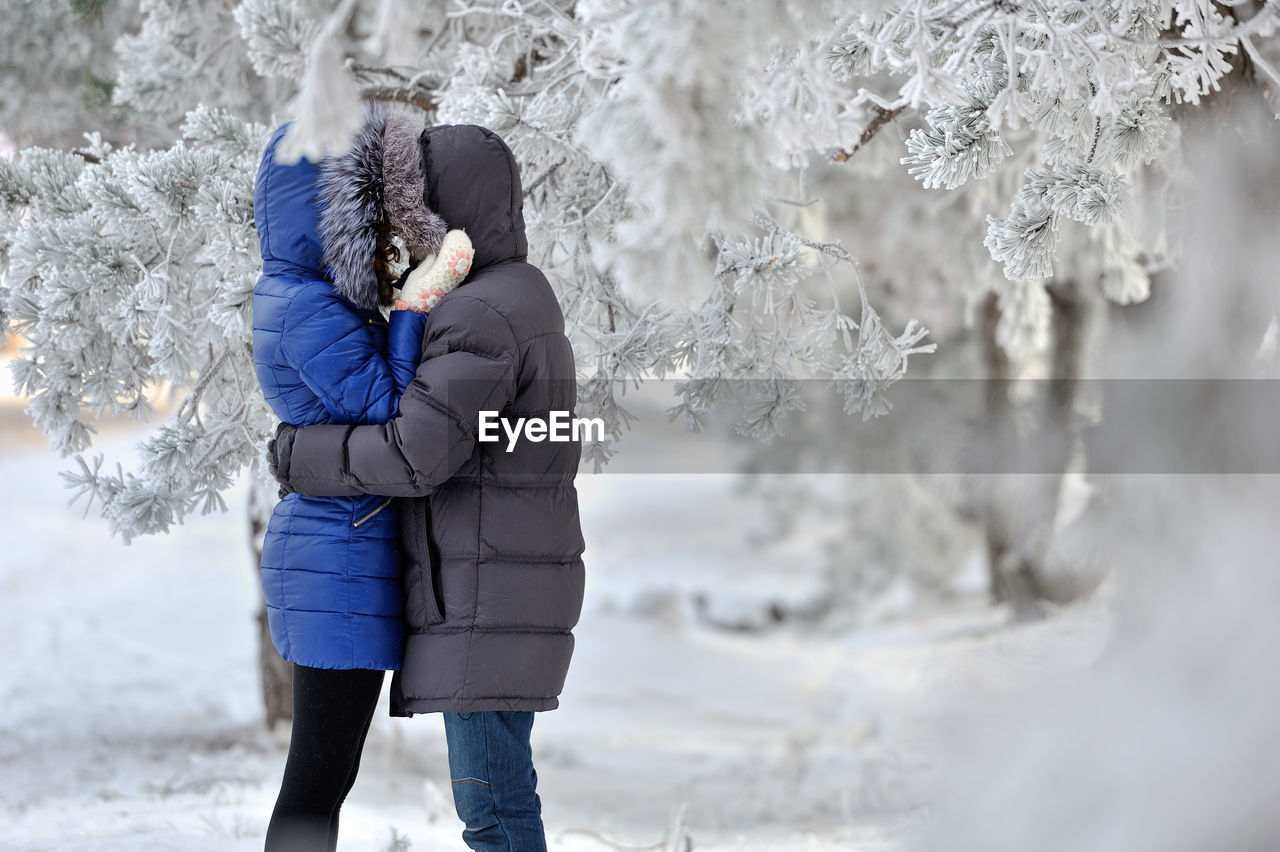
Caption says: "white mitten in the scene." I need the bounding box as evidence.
[394,229,473,313]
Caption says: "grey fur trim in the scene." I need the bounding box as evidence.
[318,102,446,312]
[383,113,446,265]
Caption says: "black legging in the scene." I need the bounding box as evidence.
[264,665,386,852]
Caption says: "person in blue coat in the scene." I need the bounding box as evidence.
[251,103,471,851]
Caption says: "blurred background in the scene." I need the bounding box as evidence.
[3,1,1280,851]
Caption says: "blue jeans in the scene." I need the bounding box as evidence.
[442,711,546,852]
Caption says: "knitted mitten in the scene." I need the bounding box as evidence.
[394,229,473,313]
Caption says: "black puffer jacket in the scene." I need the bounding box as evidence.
[274,124,586,714]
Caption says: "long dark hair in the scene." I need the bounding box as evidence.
[373,221,423,307]
[372,222,399,307]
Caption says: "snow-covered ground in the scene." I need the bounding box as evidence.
[0,405,1116,852]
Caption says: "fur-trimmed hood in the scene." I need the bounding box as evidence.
[253,106,449,312]
[318,103,448,312]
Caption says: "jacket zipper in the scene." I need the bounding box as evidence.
[352,496,394,528]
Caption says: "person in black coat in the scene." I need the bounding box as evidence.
[269,123,586,852]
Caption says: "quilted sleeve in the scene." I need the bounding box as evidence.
[387,309,428,396]
[279,293,519,497]
[279,289,410,425]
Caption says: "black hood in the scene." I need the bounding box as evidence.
[419,124,528,274]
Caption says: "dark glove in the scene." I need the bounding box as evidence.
[267,421,298,498]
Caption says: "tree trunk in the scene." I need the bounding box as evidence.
[249,483,293,728]
[978,282,1096,620]
[977,291,1039,619]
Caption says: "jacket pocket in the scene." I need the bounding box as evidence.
[402,497,444,628]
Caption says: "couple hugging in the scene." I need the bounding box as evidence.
[251,102,586,851]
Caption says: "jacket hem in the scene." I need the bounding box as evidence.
[282,654,402,672]
[392,695,560,717]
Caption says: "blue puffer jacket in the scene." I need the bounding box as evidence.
[251,122,427,670]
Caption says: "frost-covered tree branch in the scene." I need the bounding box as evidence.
[1,107,272,540]
[4,0,1275,541]
[832,0,1279,353]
